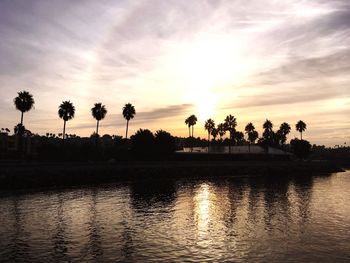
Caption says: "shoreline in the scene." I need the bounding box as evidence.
[0,160,344,191]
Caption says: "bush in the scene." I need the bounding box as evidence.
[155,130,175,155]
[131,129,155,156]
[290,139,311,159]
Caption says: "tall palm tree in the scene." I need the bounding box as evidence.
[234,131,245,145]
[245,122,255,134]
[185,117,191,137]
[122,103,136,139]
[211,127,218,141]
[245,122,257,152]
[263,119,273,131]
[296,120,306,140]
[217,123,226,140]
[14,91,35,126]
[189,114,198,137]
[248,131,258,150]
[204,118,215,152]
[224,114,237,153]
[278,122,291,145]
[91,103,107,137]
[263,119,273,141]
[58,101,75,140]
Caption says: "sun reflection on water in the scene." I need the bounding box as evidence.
[194,183,211,238]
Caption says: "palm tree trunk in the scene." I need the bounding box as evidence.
[208,132,210,153]
[300,132,302,140]
[188,126,191,138]
[96,120,99,136]
[248,142,251,153]
[125,120,129,139]
[192,125,194,137]
[63,120,66,141]
[229,132,232,153]
[20,112,24,126]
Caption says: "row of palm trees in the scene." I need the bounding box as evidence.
[12,90,307,146]
[186,114,307,152]
[14,91,136,140]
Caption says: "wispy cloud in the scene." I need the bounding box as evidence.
[0,0,349,145]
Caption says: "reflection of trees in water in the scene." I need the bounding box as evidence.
[293,176,314,225]
[129,179,176,212]
[79,189,104,261]
[262,176,292,230]
[247,177,265,222]
[87,189,103,261]
[225,179,245,227]
[52,193,69,262]
[120,219,134,261]
[10,198,30,262]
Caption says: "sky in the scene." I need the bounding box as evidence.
[0,0,349,146]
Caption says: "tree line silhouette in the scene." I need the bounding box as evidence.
[185,113,308,154]
[6,90,312,159]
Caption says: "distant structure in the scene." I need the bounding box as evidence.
[181,145,291,155]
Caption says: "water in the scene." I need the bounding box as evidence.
[0,171,349,262]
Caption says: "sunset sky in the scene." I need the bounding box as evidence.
[0,0,349,146]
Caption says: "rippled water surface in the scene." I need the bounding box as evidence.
[1,171,350,262]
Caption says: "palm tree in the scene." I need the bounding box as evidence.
[189,114,198,137]
[122,103,136,139]
[263,119,273,132]
[14,91,35,126]
[234,131,245,145]
[262,119,273,141]
[91,103,107,137]
[211,127,218,141]
[296,120,307,140]
[248,131,258,149]
[278,122,291,145]
[204,118,215,152]
[217,123,226,140]
[185,117,191,137]
[58,101,75,140]
[224,114,237,153]
[245,122,257,152]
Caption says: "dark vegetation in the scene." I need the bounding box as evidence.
[0,91,346,190]
[33,129,176,161]
[310,145,350,167]
[1,90,347,164]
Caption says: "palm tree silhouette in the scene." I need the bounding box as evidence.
[263,119,273,131]
[211,127,218,141]
[262,119,274,145]
[185,117,191,138]
[217,123,226,140]
[122,103,136,139]
[204,118,215,152]
[91,103,107,137]
[278,122,291,144]
[296,120,307,140]
[224,115,237,153]
[58,101,75,140]
[189,114,197,137]
[245,122,258,152]
[13,91,35,126]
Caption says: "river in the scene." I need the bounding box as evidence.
[0,171,349,262]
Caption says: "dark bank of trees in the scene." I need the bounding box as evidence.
[2,90,317,160]
[35,129,176,161]
[184,112,310,158]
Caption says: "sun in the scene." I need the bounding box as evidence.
[195,92,218,122]
[170,36,241,121]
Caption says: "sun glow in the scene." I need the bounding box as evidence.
[172,37,243,121]
[195,93,219,122]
